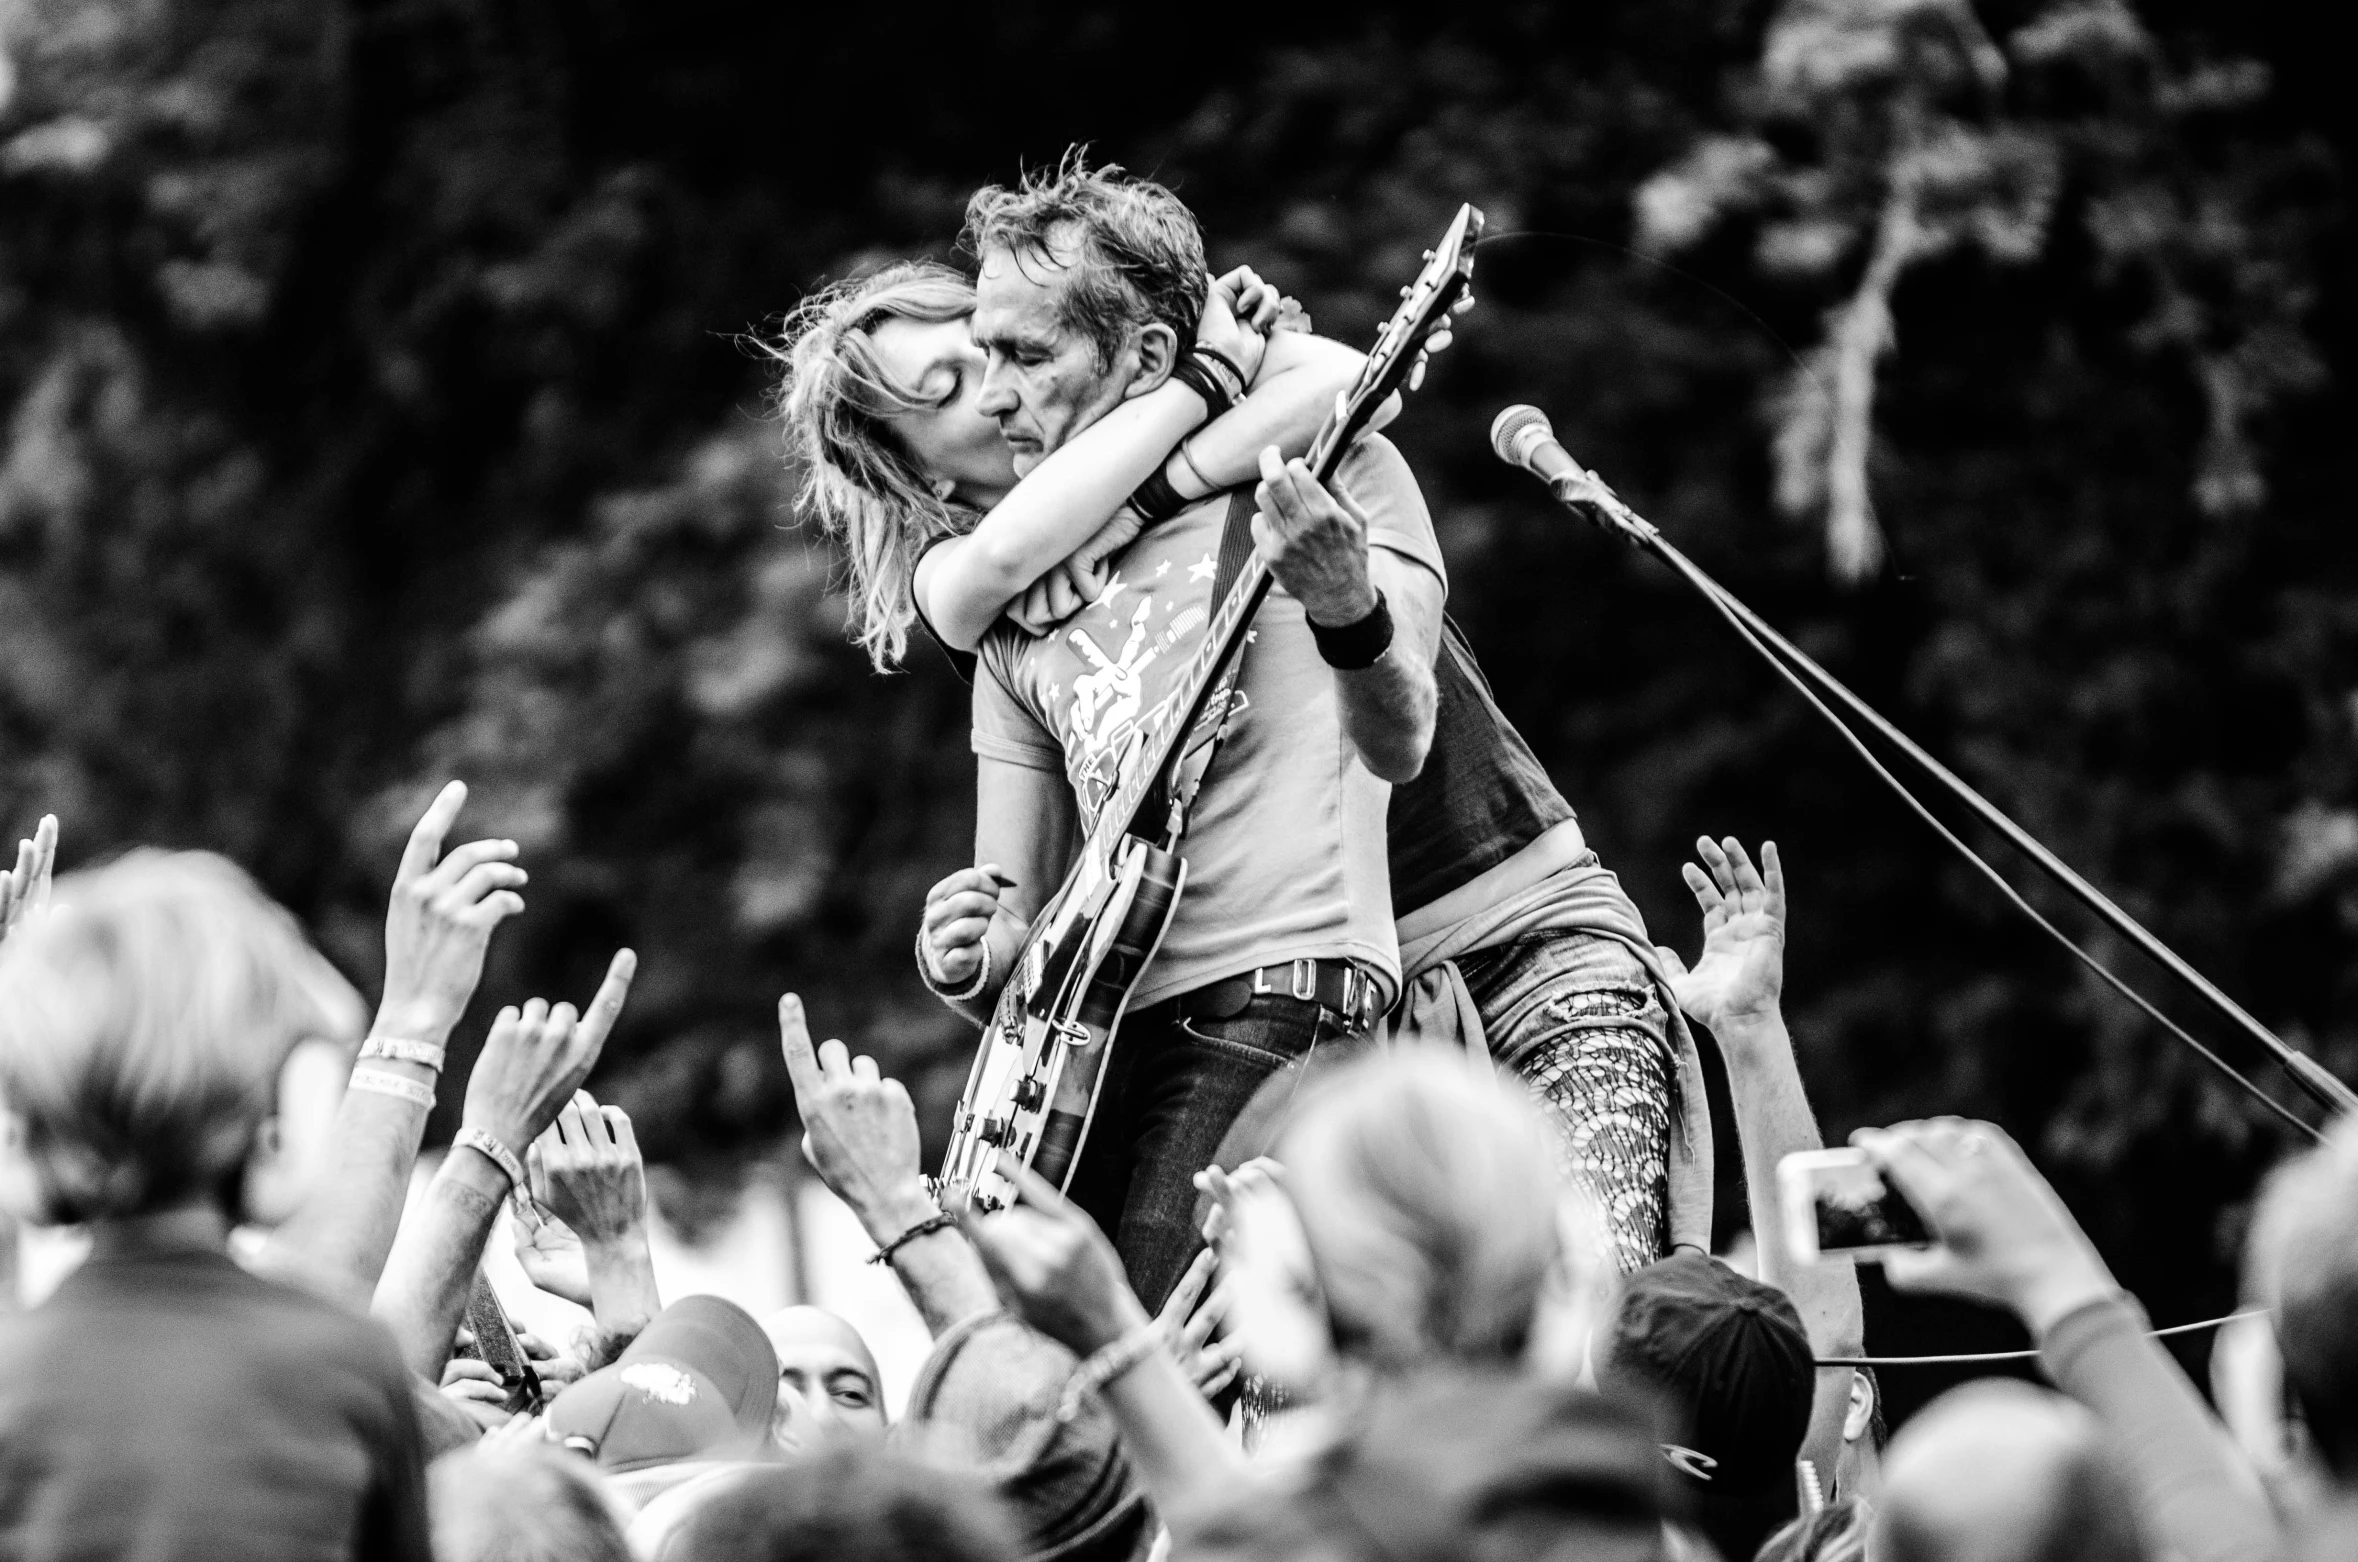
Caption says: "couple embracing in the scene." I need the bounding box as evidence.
[772,152,1711,1313]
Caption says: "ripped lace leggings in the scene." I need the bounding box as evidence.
[1453,930,1674,1275]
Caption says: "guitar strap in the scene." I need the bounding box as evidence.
[1160,489,1261,833]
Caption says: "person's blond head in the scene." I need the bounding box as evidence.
[430,1439,634,1562]
[0,849,355,1224]
[2248,1112,2358,1479]
[765,261,980,670]
[1277,1048,1578,1370]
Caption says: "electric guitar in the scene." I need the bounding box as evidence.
[937,203,1485,1213]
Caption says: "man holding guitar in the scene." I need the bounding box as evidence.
[916,160,1448,1309]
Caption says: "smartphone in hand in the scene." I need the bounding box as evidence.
[1779,1147,1933,1264]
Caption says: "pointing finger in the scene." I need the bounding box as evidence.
[400,781,469,881]
[779,994,823,1094]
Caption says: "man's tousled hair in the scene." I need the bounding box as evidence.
[961,148,1205,370]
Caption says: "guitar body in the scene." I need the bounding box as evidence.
[937,834,1186,1212]
[934,202,1482,1216]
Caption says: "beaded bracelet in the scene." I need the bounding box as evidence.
[1166,355,1234,421]
[453,1127,529,1194]
[1057,1320,1168,1423]
[1190,346,1248,405]
[868,1210,959,1266]
[359,1035,447,1071]
[348,1066,437,1110]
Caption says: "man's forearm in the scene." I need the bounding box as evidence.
[373,1147,507,1381]
[582,1229,663,1339]
[855,1182,1000,1337]
[1720,1010,1863,1479]
[1332,648,1437,785]
[260,1033,445,1303]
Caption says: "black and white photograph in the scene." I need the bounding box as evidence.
[2,1,2353,1558]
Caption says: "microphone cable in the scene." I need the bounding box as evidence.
[1493,407,2342,1140]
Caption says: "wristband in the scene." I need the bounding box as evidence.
[1058,1320,1168,1423]
[359,1035,447,1071]
[1167,354,1234,421]
[917,928,993,1004]
[1190,346,1248,404]
[1308,589,1394,670]
[454,1126,529,1194]
[347,1066,437,1110]
[1129,463,1191,527]
[869,1210,958,1266]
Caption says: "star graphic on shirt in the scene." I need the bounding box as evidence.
[1155,560,1171,577]
[1188,553,1215,582]
[1246,630,1259,645]
[1099,575,1130,611]
[1046,681,1061,704]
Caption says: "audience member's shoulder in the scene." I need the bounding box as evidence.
[228,1261,413,1378]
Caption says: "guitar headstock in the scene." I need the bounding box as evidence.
[1307,203,1484,473]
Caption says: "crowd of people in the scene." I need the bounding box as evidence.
[5,152,2357,1562]
[4,793,2353,1562]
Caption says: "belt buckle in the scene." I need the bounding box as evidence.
[1291,958,1317,1001]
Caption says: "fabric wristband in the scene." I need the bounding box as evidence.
[869,1210,958,1266]
[1190,346,1248,404]
[1166,354,1234,421]
[454,1126,529,1194]
[1129,463,1191,526]
[348,1066,436,1110]
[359,1035,447,1071]
[1057,1320,1168,1423]
[1308,589,1394,670]
[917,928,993,1003]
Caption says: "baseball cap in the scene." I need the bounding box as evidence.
[1599,1252,1815,1560]
[547,1295,781,1473]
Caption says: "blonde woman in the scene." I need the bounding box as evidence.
[770,258,1373,670]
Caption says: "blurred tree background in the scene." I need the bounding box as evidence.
[1,0,2350,1406]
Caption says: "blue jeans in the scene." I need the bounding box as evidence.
[1064,994,1336,1312]
[1454,929,1674,1273]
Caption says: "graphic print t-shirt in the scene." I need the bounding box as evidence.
[971,435,1446,1012]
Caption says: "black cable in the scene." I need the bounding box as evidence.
[1636,533,2321,1143]
[1690,562,2355,1119]
[1815,1309,2265,1367]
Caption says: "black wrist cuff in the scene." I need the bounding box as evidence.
[1167,353,1235,420]
[1130,464,1190,526]
[1309,589,1394,669]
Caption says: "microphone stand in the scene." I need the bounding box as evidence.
[1537,460,2357,1132]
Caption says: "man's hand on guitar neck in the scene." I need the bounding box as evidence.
[1252,447,1443,784]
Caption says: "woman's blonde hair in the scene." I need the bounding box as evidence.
[765,261,982,670]
[1277,1049,1585,1371]
[0,849,356,1223]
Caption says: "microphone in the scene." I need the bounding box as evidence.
[1488,404,1584,495]
[1488,404,1655,544]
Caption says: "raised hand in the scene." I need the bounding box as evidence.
[1198,269,1270,386]
[530,1091,646,1246]
[778,994,932,1239]
[1158,1245,1241,1399]
[0,814,58,945]
[919,866,1011,993]
[1854,1117,2118,1336]
[958,1156,1148,1359]
[511,1202,593,1309]
[378,781,529,1041]
[460,950,636,1161]
[1660,836,1787,1032]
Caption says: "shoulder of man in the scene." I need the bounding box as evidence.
[1334,432,1422,497]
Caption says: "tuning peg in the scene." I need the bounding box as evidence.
[1399,284,1412,299]
[1409,359,1428,392]
[1452,294,1477,314]
[1422,249,1434,260]
[1426,328,1453,353]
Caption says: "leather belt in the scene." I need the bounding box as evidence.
[1161,958,1379,1029]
